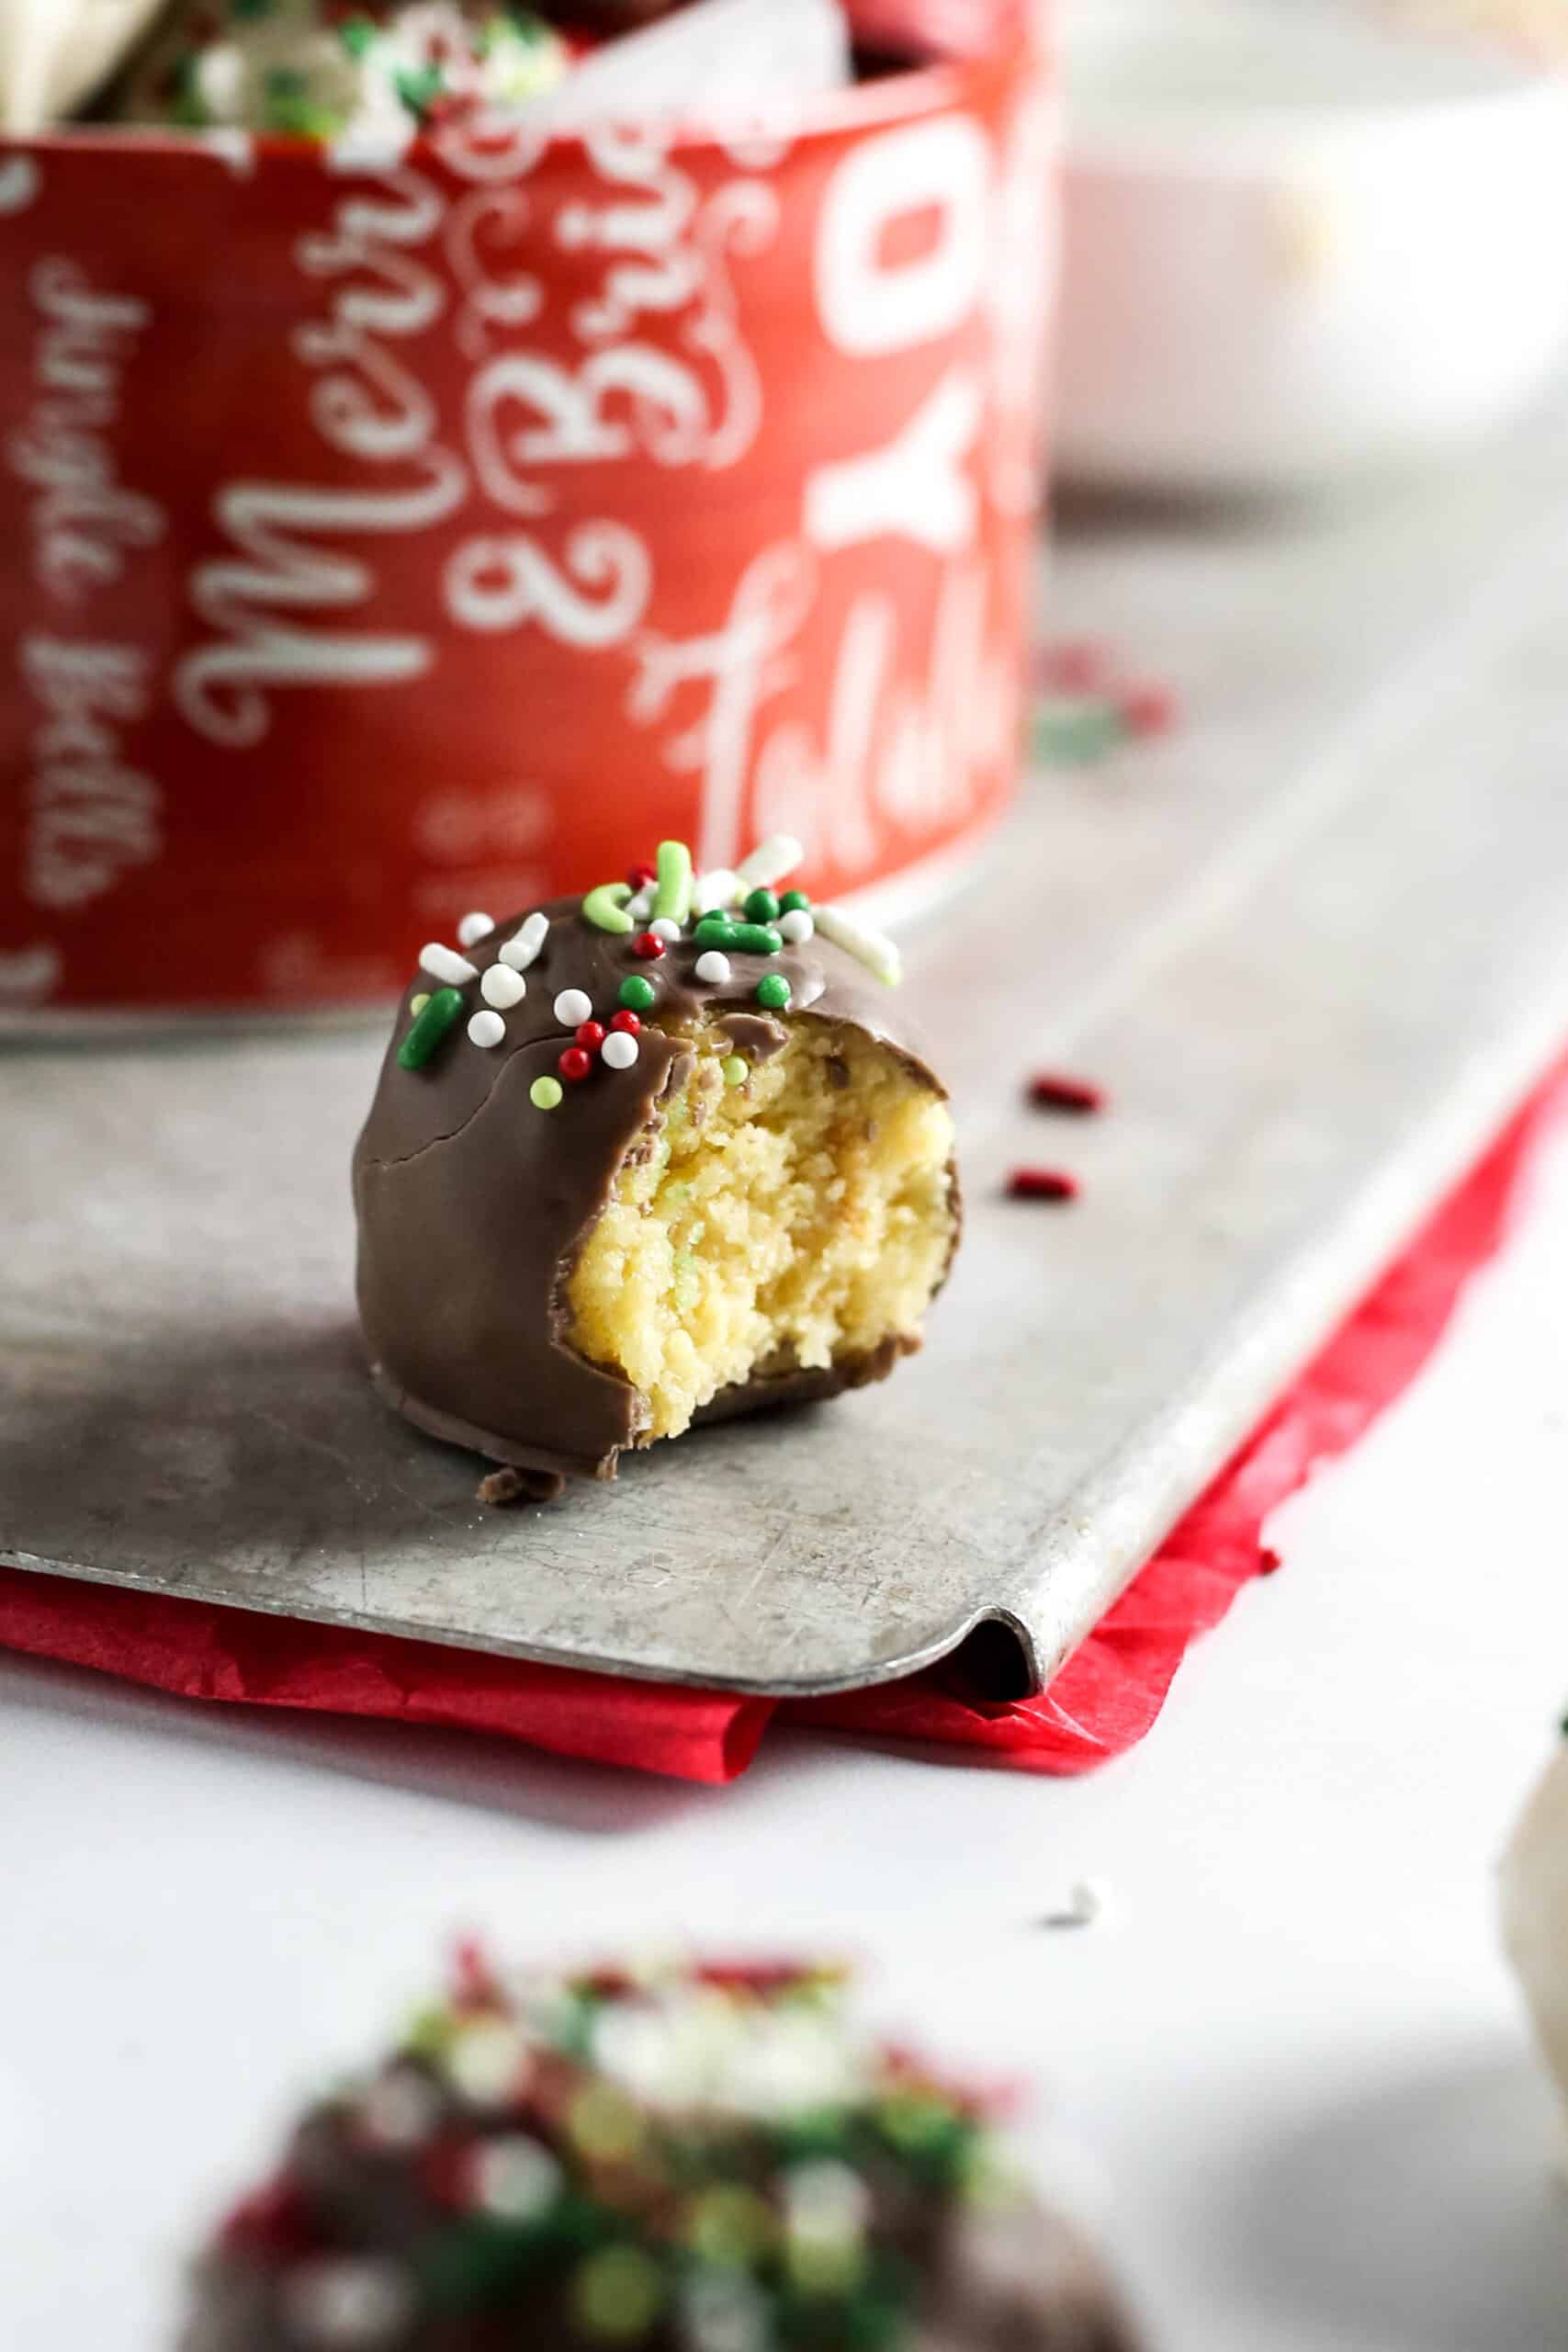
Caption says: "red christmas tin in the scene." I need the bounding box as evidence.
[0,3,1055,1016]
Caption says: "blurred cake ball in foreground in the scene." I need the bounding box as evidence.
[115,0,569,138]
[354,842,959,1493]
[1500,1728,1568,2142]
[181,1955,1142,2352]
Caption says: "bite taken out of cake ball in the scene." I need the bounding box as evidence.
[179,1954,1144,2352]
[115,0,568,140]
[353,842,960,1496]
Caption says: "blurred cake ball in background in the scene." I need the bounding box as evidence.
[180,1954,1144,2352]
[115,0,570,139]
[1501,1728,1568,2149]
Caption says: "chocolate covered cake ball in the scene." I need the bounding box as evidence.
[1500,1727,1568,2138]
[118,1,568,139]
[181,1957,1142,2352]
[354,841,959,1493]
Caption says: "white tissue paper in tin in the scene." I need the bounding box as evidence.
[533,0,852,134]
[0,0,165,131]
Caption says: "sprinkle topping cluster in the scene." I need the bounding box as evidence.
[398,839,904,1113]
[214,1957,1014,2352]
[122,0,568,141]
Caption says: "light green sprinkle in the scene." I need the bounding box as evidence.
[572,2245,664,2340]
[530,1076,564,1111]
[653,839,693,926]
[409,992,430,1016]
[398,987,465,1071]
[583,882,634,935]
[722,1056,748,1088]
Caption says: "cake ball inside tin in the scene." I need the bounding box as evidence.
[180,1955,1143,2352]
[353,842,960,1493]
[116,0,568,139]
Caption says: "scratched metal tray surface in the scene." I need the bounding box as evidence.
[9,422,1568,1699]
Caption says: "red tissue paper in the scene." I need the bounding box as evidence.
[5,1056,1565,1786]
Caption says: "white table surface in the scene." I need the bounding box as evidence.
[12,425,1568,2349]
[6,981,1568,2352]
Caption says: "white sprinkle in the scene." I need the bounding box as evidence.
[481,964,526,1011]
[471,2133,563,2222]
[779,909,815,944]
[500,913,548,973]
[554,988,592,1027]
[736,833,803,889]
[694,869,740,915]
[356,2069,444,2151]
[419,942,478,987]
[1041,1878,1112,1929]
[280,2256,413,2348]
[682,2271,769,2352]
[694,951,732,985]
[468,1010,506,1049]
[814,903,901,987]
[626,888,655,924]
[457,910,493,949]
[603,1030,639,1071]
[446,2018,532,2108]
[785,2158,873,2242]
[649,917,682,944]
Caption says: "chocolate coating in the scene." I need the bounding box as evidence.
[354,899,956,1485]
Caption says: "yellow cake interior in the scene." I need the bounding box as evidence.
[566,1013,955,1444]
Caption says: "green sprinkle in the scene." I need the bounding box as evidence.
[572,2245,664,2340]
[779,890,811,917]
[398,987,464,1070]
[1032,698,1125,766]
[583,882,634,935]
[652,840,693,926]
[395,62,446,119]
[619,975,656,1012]
[756,974,791,1012]
[694,917,739,951]
[722,1056,748,1088]
[743,887,780,924]
[731,924,783,956]
[531,1076,564,1111]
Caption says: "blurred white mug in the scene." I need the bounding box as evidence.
[1056,0,1568,493]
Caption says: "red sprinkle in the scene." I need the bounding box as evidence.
[1258,1545,1283,1577]
[558,1046,593,1083]
[609,1010,641,1036]
[220,2177,320,2261]
[575,1021,606,1054]
[1119,681,1180,738]
[1028,1072,1105,1115]
[451,1935,497,2010]
[633,930,667,960]
[626,862,658,891]
[1007,1167,1078,1203]
[1038,637,1113,695]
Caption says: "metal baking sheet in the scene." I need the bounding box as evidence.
[8,420,1568,1700]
